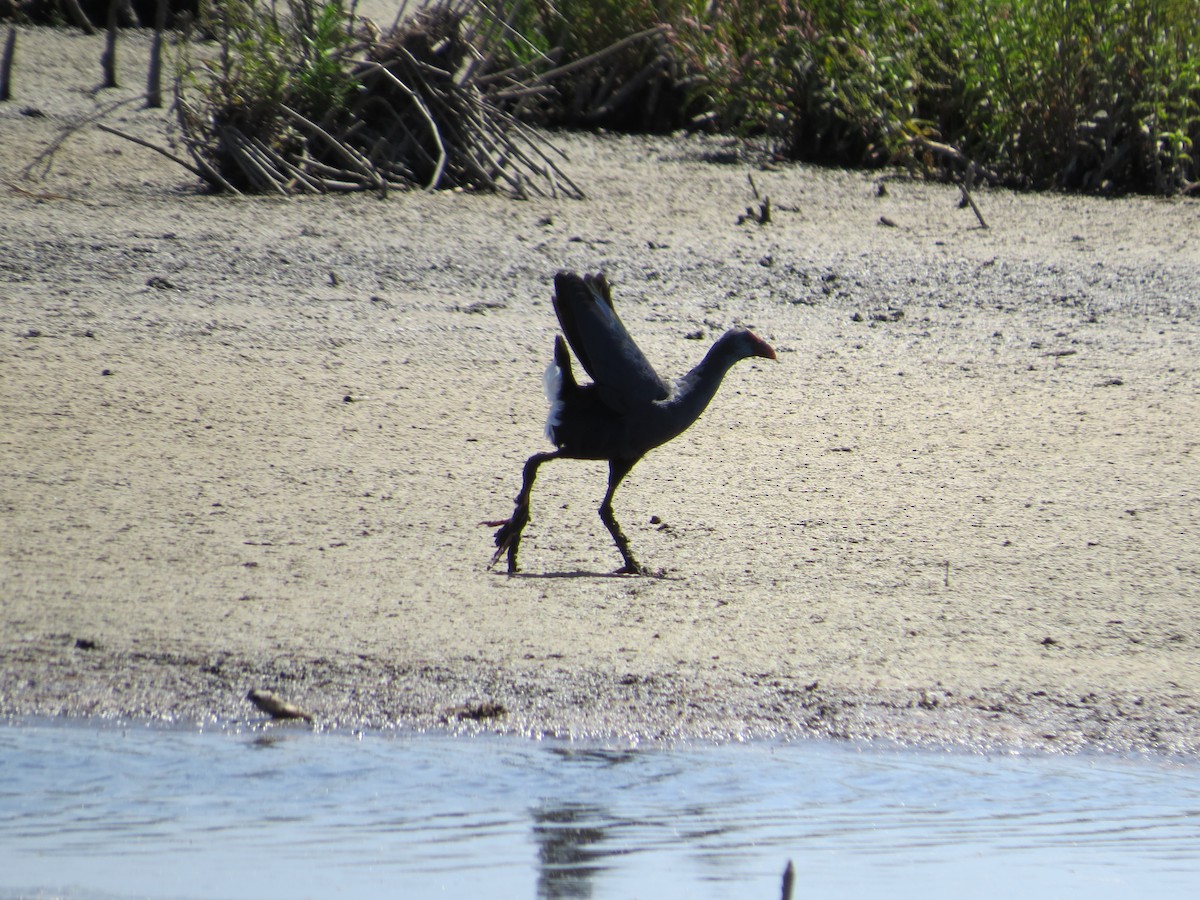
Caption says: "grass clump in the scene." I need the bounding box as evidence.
[172,0,582,196]
[953,0,1200,193]
[175,0,359,191]
[672,0,1200,193]
[674,0,951,163]
[735,0,1198,193]
[508,0,1198,194]
[494,0,700,131]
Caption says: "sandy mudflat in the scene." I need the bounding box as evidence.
[3,26,1200,753]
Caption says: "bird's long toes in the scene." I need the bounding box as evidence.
[487,542,508,570]
[614,562,645,576]
[488,519,523,572]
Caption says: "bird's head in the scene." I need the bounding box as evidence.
[726,328,777,361]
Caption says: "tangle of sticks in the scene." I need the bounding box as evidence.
[170,0,585,198]
[17,0,592,198]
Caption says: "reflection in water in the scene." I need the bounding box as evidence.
[2,719,1200,900]
[534,747,640,898]
[533,803,607,899]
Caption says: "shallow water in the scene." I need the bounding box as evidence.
[2,719,1199,899]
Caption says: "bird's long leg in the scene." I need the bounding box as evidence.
[599,458,642,574]
[488,451,558,574]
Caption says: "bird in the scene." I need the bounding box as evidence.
[487,270,776,575]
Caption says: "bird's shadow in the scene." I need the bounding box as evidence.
[499,568,683,581]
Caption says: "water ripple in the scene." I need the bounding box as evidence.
[2,720,1199,899]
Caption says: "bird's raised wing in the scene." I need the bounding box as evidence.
[551,271,670,410]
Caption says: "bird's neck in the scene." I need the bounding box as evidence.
[666,333,746,421]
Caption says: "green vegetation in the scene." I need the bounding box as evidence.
[171,0,582,195]
[159,0,1199,195]
[175,0,356,189]
[949,0,1200,193]
[529,0,1200,194]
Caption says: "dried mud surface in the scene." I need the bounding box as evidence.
[3,27,1200,754]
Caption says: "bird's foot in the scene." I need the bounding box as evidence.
[486,535,514,572]
[483,509,528,574]
[614,561,644,576]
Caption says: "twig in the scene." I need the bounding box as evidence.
[95,123,205,178]
[908,136,990,229]
[61,0,97,35]
[358,59,447,190]
[959,176,988,229]
[298,153,365,181]
[4,179,76,201]
[21,94,145,181]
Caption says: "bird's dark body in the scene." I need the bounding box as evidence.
[488,271,775,575]
[550,384,631,461]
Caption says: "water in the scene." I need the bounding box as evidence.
[2,719,1199,899]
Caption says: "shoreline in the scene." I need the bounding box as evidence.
[4,632,1198,756]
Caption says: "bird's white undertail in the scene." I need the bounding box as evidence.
[543,358,563,443]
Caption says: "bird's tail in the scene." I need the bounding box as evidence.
[543,335,576,445]
[543,338,564,443]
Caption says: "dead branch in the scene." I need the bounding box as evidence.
[94,123,205,178]
[21,93,144,181]
[358,59,447,189]
[60,0,97,36]
[531,25,667,85]
[908,136,991,230]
